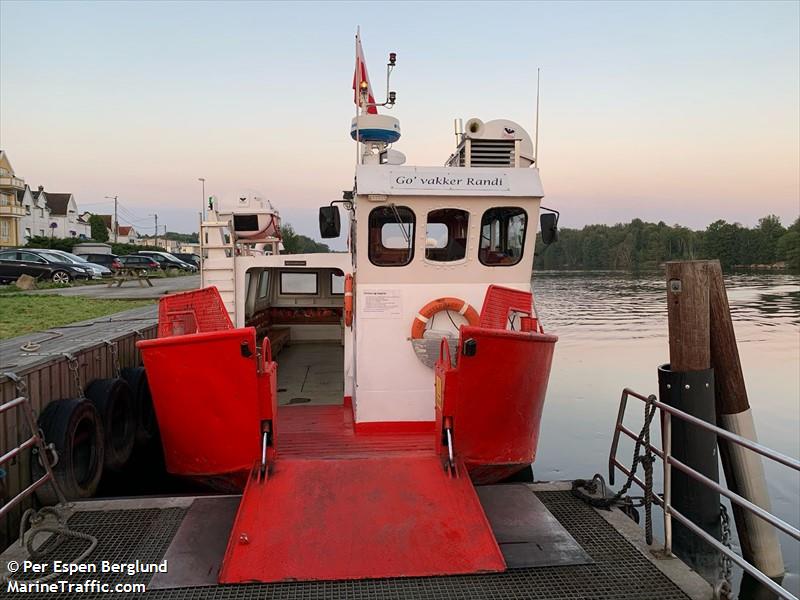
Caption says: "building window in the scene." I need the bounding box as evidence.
[280,272,318,295]
[25,205,31,215]
[426,209,469,262]
[0,221,9,239]
[368,205,415,267]
[24,228,31,239]
[0,195,8,206]
[478,207,528,266]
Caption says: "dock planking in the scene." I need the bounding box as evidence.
[0,304,158,547]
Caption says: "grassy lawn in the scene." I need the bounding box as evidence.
[0,294,154,340]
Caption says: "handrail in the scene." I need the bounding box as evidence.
[0,392,67,519]
[609,387,799,600]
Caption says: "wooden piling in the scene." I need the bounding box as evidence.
[708,260,784,578]
[666,261,711,372]
[663,261,721,582]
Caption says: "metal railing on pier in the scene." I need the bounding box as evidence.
[0,389,66,520]
[609,388,800,600]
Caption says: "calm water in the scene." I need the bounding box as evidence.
[533,270,800,596]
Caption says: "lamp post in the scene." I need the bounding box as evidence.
[104,195,118,242]
[198,178,206,221]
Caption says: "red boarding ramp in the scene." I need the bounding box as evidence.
[219,455,505,583]
[158,286,233,337]
[137,326,276,490]
[435,325,557,483]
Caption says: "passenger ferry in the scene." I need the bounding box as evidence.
[136,35,560,582]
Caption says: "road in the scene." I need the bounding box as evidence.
[28,274,200,299]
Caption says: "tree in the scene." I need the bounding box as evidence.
[280,224,330,254]
[88,214,109,242]
[777,231,800,270]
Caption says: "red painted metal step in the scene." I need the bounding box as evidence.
[219,455,506,583]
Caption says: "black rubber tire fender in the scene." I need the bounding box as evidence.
[120,367,158,447]
[85,378,135,471]
[32,398,104,505]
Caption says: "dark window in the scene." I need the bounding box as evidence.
[479,207,528,266]
[0,251,18,260]
[233,214,260,232]
[368,206,415,267]
[20,251,46,263]
[426,209,469,262]
[280,272,317,295]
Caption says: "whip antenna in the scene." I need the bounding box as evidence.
[534,67,540,167]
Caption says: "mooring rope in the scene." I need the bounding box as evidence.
[572,394,657,543]
[1,506,98,584]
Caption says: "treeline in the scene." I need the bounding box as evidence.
[534,215,800,271]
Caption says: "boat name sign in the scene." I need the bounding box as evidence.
[390,171,509,192]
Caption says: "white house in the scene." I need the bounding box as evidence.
[33,187,90,239]
[116,225,138,244]
[19,184,50,240]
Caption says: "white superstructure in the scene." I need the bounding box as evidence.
[200,47,554,425]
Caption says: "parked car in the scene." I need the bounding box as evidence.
[137,250,197,272]
[118,255,160,274]
[75,252,123,272]
[173,253,201,268]
[34,249,112,279]
[0,249,92,284]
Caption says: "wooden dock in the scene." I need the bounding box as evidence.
[0,305,158,547]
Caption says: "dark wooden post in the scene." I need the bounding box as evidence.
[667,261,711,372]
[661,260,721,582]
[709,260,784,579]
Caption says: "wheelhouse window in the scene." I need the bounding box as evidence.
[331,272,344,295]
[479,207,528,266]
[368,205,415,267]
[280,272,318,295]
[426,209,469,262]
[258,271,270,297]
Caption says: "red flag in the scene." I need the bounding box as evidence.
[353,31,377,114]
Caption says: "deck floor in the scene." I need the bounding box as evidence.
[2,487,710,599]
[278,404,431,459]
[276,342,344,406]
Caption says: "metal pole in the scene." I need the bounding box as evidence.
[534,67,540,167]
[105,195,118,242]
[155,214,158,248]
[199,178,206,221]
[663,411,673,555]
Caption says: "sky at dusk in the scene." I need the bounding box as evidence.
[1,0,798,240]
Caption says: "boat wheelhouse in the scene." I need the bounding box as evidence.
[136,38,560,583]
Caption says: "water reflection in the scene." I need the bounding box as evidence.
[532,270,800,596]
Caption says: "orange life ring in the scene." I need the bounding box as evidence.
[344,274,354,327]
[411,297,479,339]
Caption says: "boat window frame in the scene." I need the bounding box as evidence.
[258,270,270,298]
[478,206,529,267]
[425,208,470,263]
[279,271,319,296]
[367,205,416,267]
[330,271,345,296]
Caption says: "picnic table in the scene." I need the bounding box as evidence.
[108,267,155,287]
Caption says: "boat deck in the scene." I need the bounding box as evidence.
[1,483,711,599]
[276,341,344,406]
[278,404,431,459]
